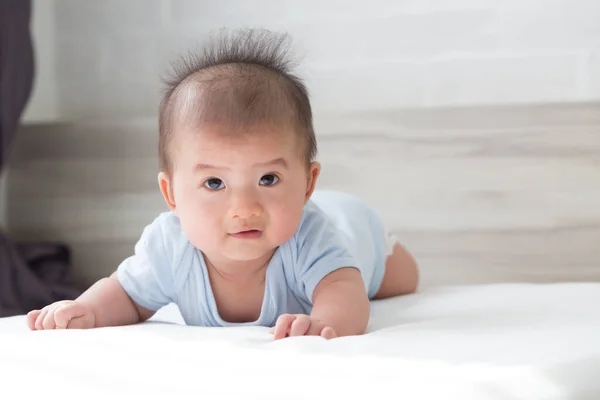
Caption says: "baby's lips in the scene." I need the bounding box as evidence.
[228,229,263,239]
[230,227,263,234]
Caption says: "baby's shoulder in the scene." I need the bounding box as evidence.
[136,211,192,261]
[295,190,371,236]
[294,199,333,239]
[284,198,348,260]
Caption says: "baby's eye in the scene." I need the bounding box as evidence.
[259,174,279,186]
[204,178,225,191]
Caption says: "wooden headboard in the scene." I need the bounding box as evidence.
[6,103,600,289]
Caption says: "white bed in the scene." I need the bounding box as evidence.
[1,282,599,400]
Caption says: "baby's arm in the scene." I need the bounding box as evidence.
[28,214,179,330]
[27,272,154,330]
[309,267,370,337]
[74,272,155,327]
[271,267,369,339]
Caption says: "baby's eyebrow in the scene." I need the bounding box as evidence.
[255,157,288,169]
[194,163,228,171]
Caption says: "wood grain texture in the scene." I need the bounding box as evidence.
[5,104,600,289]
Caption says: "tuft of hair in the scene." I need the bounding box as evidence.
[158,28,316,173]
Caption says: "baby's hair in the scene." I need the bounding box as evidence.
[158,28,317,173]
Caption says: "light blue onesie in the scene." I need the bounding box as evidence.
[117,190,392,327]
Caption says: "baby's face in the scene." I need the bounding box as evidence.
[162,126,318,265]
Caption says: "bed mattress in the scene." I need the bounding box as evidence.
[1,283,598,399]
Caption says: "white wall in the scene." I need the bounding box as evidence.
[22,0,59,123]
[8,1,600,287]
[25,0,600,121]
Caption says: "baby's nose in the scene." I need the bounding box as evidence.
[229,193,263,220]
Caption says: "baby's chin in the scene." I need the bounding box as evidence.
[220,242,280,262]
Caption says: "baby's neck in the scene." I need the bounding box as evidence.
[203,251,274,323]
[204,250,274,285]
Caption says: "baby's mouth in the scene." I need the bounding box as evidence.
[229,229,263,240]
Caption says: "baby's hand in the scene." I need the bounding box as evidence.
[27,300,95,330]
[269,314,337,340]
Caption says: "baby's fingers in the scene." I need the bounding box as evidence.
[54,303,92,329]
[273,314,296,340]
[320,326,337,340]
[42,308,57,329]
[289,315,311,337]
[34,308,50,330]
[27,310,41,330]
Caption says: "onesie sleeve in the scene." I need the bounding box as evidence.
[293,207,358,304]
[117,213,177,311]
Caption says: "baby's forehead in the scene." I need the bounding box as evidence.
[174,121,299,151]
[170,124,305,171]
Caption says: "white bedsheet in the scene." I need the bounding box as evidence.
[1,283,599,400]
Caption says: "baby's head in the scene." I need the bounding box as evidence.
[157,29,320,265]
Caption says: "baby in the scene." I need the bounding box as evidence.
[27,29,419,339]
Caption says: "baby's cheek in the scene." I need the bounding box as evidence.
[179,206,221,248]
[269,206,303,244]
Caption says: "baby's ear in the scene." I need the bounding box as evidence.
[158,172,177,212]
[305,162,321,202]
